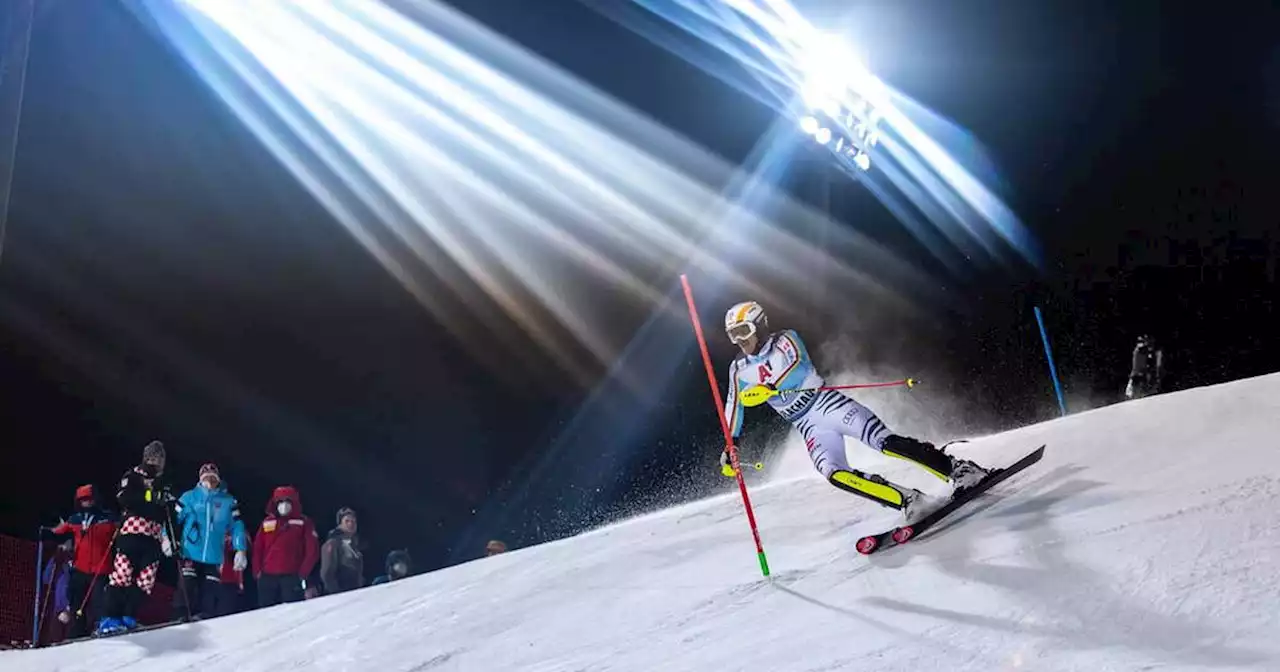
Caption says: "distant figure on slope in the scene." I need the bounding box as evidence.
[320,507,365,594]
[720,301,991,522]
[371,549,413,585]
[1125,334,1164,400]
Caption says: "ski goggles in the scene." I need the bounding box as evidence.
[726,321,757,344]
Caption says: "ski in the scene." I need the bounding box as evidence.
[40,619,187,648]
[855,444,1046,555]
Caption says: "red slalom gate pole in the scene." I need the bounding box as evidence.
[679,274,770,577]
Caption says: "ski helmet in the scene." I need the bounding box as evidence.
[725,301,768,344]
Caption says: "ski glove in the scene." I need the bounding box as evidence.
[720,448,737,478]
[233,550,248,572]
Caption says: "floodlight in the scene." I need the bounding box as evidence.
[799,115,820,135]
[814,127,832,145]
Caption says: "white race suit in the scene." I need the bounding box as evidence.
[723,329,893,479]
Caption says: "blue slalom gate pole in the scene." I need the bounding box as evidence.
[1034,306,1067,417]
[32,529,43,645]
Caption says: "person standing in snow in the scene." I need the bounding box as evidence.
[172,463,249,620]
[215,533,246,616]
[719,301,992,522]
[319,507,365,594]
[252,485,320,607]
[371,549,412,585]
[96,442,173,635]
[40,540,73,643]
[1125,334,1164,399]
[49,484,118,637]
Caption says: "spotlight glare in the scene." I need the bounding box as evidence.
[799,115,820,135]
[814,127,832,145]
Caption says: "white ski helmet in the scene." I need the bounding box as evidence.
[725,301,768,344]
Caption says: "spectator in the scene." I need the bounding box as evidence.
[172,463,248,621]
[138,440,171,494]
[485,539,508,556]
[371,549,413,585]
[41,540,73,644]
[215,533,245,617]
[97,447,172,635]
[1126,334,1165,399]
[319,507,364,594]
[252,486,319,608]
[49,484,118,638]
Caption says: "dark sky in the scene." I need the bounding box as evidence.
[2,0,1278,577]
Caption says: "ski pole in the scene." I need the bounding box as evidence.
[720,461,764,478]
[680,274,770,577]
[75,524,121,620]
[738,378,918,408]
[32,528,44,646]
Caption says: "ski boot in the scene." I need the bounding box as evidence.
[881,435,954,481]
[901,487,947,525]
[95,617,127,637]
[121,616,139,630]
[948,458,991,492]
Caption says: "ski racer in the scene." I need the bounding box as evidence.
[720,301,992,521]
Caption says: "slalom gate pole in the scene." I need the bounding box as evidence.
[679,274,770,577]
[32,528,43,645]
[1034,306,1068,417]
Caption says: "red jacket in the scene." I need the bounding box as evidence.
[219,535,243,587]
[52,508,119,575]
[252,486,319,578]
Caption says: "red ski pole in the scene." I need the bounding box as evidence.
[679,274,770,577]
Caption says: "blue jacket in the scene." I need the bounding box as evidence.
[175,482,248,565]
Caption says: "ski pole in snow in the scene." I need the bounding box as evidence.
[32,528,44,645]
[738,378,917,408]
[679,274,771,578]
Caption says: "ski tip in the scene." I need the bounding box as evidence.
[855,536,879,555]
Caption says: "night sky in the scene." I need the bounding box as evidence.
[2,0,1279,578]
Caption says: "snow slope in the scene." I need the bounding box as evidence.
[11,374,1280,671]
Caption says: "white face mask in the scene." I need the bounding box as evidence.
[276,500,293,516]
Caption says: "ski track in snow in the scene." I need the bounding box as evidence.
[8,373,1280,671]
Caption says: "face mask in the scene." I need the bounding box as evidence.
[276,500,293,516]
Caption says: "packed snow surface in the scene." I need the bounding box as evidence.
[10,374,1280,671]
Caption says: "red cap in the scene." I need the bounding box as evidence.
[75,484,94,501]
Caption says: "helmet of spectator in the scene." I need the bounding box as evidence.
[485,539,508,556]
